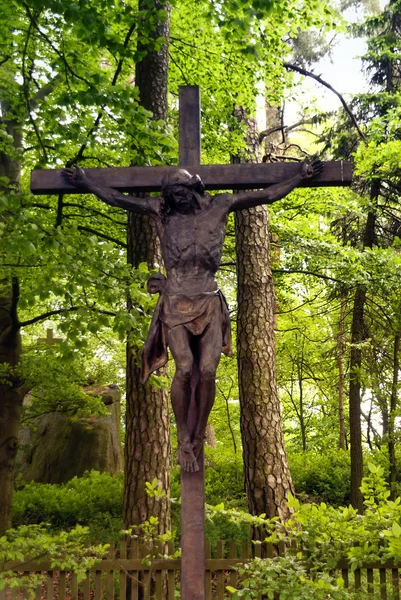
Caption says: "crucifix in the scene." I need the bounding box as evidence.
[31,85,352,599]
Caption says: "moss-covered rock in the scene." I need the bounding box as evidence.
[17,385,123,484]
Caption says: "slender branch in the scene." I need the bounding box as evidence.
[19,306,80,327]
[266,154,303,161]
[77,226,126,248]
[29,74,62,111]
[259,118,314,144]
[217,378,237,454]
[70,22,137,164]
[28,202,52,209]
[23,145,56,153]
[23,4,93,87]
[168,52,190,84]
[272,268,343,283]
[21,407,76,424]
[80,156,114,168]
[55,194,63,227]
[19,305,117,328]
[63,203,127,225]
[21,9,49,162]
[10,277,20,332]
[283,62,366,141]
[361,409,382,440]
[296,128,322,138]
[283,143,311,156]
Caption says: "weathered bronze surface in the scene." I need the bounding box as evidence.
[63,159,323,470]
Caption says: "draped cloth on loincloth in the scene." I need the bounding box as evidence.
[141,288,232,384]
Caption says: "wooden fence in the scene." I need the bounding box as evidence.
[1,539,401,599]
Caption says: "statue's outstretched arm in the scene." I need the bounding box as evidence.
[63,166,160,216]
[228,160,324,212]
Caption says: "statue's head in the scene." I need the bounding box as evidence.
[161,169,205,215]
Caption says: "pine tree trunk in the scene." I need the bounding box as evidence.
[349,187,377,512]
[235,204,294,524]
[123,0,171,538]
[349,285,366,513]
[0,101,25,534]
[233,109,293,526]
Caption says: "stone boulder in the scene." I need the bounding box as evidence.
[16,384,123,484]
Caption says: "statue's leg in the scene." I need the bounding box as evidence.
[167,325,199,472]
[192,310,223,459]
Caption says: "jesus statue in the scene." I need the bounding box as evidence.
[64,160,323,471]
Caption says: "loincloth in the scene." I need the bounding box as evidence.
[141,289,232,384]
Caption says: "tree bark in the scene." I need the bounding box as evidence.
[123,0,171,539]
[234,110,293,527]
[349,186,378,512]
[0,101,25,534]
[235,205,294,524]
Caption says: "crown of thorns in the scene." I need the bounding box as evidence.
[161,169,205,194]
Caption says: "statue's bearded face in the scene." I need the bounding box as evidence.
[167,185,195,212]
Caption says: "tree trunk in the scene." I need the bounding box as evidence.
[0,101,24,534]
[124,213,171,533]
[123,0,171,538]
[234,110,293,527]
[297,360,307,452]
[235,204,294,524]
[349,186,378,512]
[337,296,346,450]
[389,330,400,498]
[0,281,24,534]
[349,285,366,513]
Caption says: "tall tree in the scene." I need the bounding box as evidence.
[233,113,294,525]
[348,0,401,509]
[0,101,25,533]
[123,0,171,536]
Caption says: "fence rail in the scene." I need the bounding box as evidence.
[1,539,401,599]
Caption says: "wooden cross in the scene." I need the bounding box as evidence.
[36,328,63,345]
[30,90,351,196]
[30,86,352,600]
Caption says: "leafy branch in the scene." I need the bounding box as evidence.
[19,306,116,328]
[283,62,366,141]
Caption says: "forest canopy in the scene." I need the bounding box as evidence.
[1,0,401,596]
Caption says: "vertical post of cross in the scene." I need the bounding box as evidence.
[178,85,206,600]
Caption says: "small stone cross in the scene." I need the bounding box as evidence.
[36,328,63,345]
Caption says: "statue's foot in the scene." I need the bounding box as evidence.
[192,436,204,459]
[178,441,199,473]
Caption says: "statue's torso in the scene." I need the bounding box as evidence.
[156,194,230,295]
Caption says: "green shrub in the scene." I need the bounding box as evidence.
[218,463,401,599]
[288,449,351,505]
[204,449,247,509]
[13,471,124,542]
[0,524,107,599]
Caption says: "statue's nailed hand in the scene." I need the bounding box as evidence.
[63,165,89,188]
[301,159,324,179]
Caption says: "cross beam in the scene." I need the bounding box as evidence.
[31,161,351,195]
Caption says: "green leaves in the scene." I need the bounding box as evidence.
[0,523,108,595]
[209,465,401,597]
